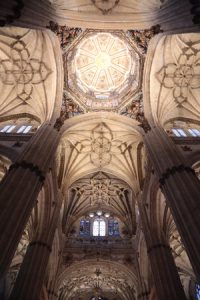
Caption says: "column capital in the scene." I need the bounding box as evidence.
[9,160,45,183]
[159,164,195,186]
[29,240,52,252]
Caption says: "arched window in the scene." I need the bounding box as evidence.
[196,284,200,300]
[172,128,187,137]
[0,125,16,133]
[79,219,90,236]
[0,124,32,134]
[171,128,200,137]
[188,129,200,137]
[93,218,106,236]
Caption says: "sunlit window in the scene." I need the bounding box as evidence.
[172,128,187,137]
[0,125,16,133]
[93,218,106,236]
[0,125,32,134]
[17,125,32,133]
[188,129,200,137]
[172,128,200,137]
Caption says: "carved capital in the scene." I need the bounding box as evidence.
[138,118,151,133]
[159,164,195,186]
[54,117,65,132]
[9,160,45,182]
[29,240,52,252]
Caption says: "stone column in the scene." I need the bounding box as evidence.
[9,180,61,300]
[138,200,186,300]
[143,124,200,281]
[0,124,61,278]
[135,257,149,300]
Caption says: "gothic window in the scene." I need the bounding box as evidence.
[108,219,119,236]
[172,128,187,137]
[196,284,200,300]
[17,125,32,133]
[172,128,200,137]
[0,124,32,134]
[188,129,200,137]
[93,218,106,236]
[0,125,16,133]
[79,219,90,236]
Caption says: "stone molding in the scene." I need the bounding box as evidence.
[9,160,45,182]
[159,165,195,186]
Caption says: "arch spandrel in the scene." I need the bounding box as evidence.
[144,33,200,127]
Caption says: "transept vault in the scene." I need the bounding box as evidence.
[0,2,200,300]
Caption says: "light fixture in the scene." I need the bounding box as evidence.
[96,210,102,216]
[104,212,110,218]
[89,212,95,218]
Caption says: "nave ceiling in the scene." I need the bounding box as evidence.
[0,19,199,300]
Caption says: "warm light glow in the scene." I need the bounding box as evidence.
[95,52,111,69]
[93,219,106,236]
[104,212,110,218]
[96,210,102,216]
[74,32,132,93]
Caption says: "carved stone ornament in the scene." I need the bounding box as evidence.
[0,39,51,103]
[91,0,120,15]
[48,21,82,50]
[127,25,163,54]
[138,117,151,133]
[156,44,200,107]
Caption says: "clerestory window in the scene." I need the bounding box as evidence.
[93,218,106,236]
[0,124,32,134]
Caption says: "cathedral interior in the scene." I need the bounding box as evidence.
[0,1,200,300]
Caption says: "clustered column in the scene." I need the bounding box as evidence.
[143,124,200,282]
[135,257,149,300]
[138,199,186,300]
[0,124,61,278]
[9,185,62,300]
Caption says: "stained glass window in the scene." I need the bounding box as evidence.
[108,219,119,236]
[79,219,90,236]
[196,284,200,300]
[93,218,106,236]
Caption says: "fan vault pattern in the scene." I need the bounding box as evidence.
[0,27,60,123]
[146,33,200,126]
